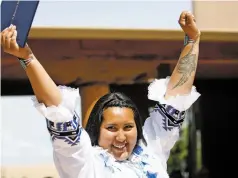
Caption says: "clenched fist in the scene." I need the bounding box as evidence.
[178,11,201,40]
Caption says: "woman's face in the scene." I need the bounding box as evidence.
[98,107,137,161]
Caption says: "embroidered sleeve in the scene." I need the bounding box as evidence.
[45,110,82,146]
[153,103,185,131]
[32,86,94,178]
[143,77,200,169]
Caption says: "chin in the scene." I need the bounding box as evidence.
[114,152,130,161]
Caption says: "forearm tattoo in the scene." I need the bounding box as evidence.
[172,41,198,89]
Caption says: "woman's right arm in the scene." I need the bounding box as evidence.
[1,25,61,107]
[1,25,96,178]
[25,57,62,106]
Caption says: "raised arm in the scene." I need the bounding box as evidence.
[165,11,200,99]
[1,25,61,106]
[1,25,95,177]
[143,11,201,168]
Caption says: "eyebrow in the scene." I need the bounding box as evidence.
[104,122,135,126]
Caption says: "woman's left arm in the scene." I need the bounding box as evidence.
[165,11,200,98]
[143,11,201,169]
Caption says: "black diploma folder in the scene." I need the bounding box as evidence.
[1,0,40,47]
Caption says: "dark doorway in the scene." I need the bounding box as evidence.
[195,79,238,178]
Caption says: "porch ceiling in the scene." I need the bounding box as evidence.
[1,29,238,85]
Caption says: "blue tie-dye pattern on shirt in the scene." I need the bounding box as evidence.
[98,144,158,177]
[147,171,158,178]
[133,145,158,177]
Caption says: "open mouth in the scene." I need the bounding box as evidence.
[113,144,126,149]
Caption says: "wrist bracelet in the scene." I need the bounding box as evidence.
[184,34,195,46]
[18,57,33,70]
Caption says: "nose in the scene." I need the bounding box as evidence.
[116,130,126,142]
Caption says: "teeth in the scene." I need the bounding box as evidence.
[113,145,125,149]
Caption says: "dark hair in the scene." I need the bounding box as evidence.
[85,92,147,146]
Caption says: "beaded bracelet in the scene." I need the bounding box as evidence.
[184,34,195,46]
[18,57,33,70]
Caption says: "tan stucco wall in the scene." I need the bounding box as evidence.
[193,0,238,32]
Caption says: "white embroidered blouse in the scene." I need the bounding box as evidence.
[33,77,200,178]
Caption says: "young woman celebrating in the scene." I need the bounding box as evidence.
[1,11,201,178]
